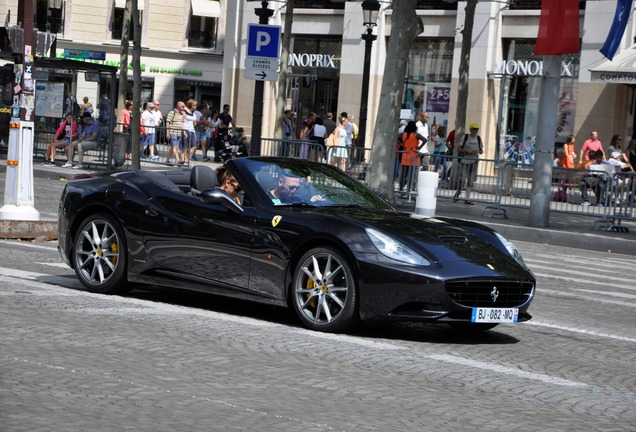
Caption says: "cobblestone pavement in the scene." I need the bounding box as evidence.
[0,239,635,431]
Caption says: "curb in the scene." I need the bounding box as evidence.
[0,220,58,240]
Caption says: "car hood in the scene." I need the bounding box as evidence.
[303,207,521,269]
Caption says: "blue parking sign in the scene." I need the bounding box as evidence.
[247,24,281,59]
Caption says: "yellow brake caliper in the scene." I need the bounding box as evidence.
[111,242,118,265]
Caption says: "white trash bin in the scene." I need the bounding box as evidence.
[415,171,438,217]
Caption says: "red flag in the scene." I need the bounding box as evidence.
[534,0,580,55]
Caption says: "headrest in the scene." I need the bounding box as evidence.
[190,165,218,192]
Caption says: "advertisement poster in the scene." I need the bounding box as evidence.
[405,78,425,115]
[35,82,64,118]
[425,83,451,139]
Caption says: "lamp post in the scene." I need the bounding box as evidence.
[357,0,380,154]
[248,0,274,156]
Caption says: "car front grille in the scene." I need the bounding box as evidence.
[445,279,534,308]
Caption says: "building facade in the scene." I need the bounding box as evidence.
[1,0,635,161]
[1,0,227,118]
[226,0,636,162]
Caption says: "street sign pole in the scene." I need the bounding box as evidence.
[250,4,275,156]
[0,0,40,221]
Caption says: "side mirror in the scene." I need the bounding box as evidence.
[200,188,243,214]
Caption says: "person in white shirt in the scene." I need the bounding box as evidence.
[311,117,327,161]
[415,111,430,170]
[141,102,158,161]
[151,99,164,145]
[181,99,197,163]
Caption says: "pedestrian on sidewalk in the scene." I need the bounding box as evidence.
[64,112,101,170]
[399,121,420,194]
[42,114,78,166]
[453,123,483,205]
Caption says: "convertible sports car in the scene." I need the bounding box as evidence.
[58,157,535,333]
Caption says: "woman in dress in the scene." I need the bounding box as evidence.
[561,135,576,168]
[331,115,349,171]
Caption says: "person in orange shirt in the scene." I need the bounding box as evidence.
[399,121,420,193]
[561,135,576,168]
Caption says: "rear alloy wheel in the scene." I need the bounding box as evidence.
[292,247,357,332]
[73,213,129,294]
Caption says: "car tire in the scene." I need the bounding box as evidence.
[73,212,130,294]
[291,247,358,332]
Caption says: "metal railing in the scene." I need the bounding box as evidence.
[388,152,635,232]
[33,129,636,232]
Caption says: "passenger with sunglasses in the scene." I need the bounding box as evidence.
[216,166,242,204]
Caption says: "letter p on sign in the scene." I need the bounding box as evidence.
[247,24,281,59]
[256,31,271,51]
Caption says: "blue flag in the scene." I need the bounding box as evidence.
[600,0,634,60]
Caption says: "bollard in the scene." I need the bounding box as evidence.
[415,171,438,217]
[0,121,40,221]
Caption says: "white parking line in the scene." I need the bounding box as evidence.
[532,270,636,291]
[574,288,636,300]
[426,354,587,387]
[35,262,70,268]
[527,321,636,343]
[538,288,636,308]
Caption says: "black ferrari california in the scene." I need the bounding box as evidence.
[58,157,535,332]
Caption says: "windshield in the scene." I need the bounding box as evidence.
[234,157,393,210]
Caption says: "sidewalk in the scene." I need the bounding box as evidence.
[2,154,636,255]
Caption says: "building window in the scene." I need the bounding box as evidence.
[497,40,580,163]
[293,0,345,9]
[509,0,586,10]
[188,0,220,49]
[402,38,454,138]
[112,0,144,41]
[35,0,65,34]
[288,37,342,119]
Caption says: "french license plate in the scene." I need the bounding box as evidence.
[471,307,519,323]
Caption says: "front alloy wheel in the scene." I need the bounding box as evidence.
[73,213,129,294]
[292,247,357,332]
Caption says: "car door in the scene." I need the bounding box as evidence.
[141,188,255,291]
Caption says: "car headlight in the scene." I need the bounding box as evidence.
[365,228,430,266]
[494,232,527,267]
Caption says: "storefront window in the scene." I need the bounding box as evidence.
[497,40,579,165]
[288,37,341,124]
[402,38,454,138]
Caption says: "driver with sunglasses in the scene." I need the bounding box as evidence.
[269,172,326,205]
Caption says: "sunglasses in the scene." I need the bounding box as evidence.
[285,183,299,191]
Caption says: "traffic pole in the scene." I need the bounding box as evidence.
[0,0,39,221]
